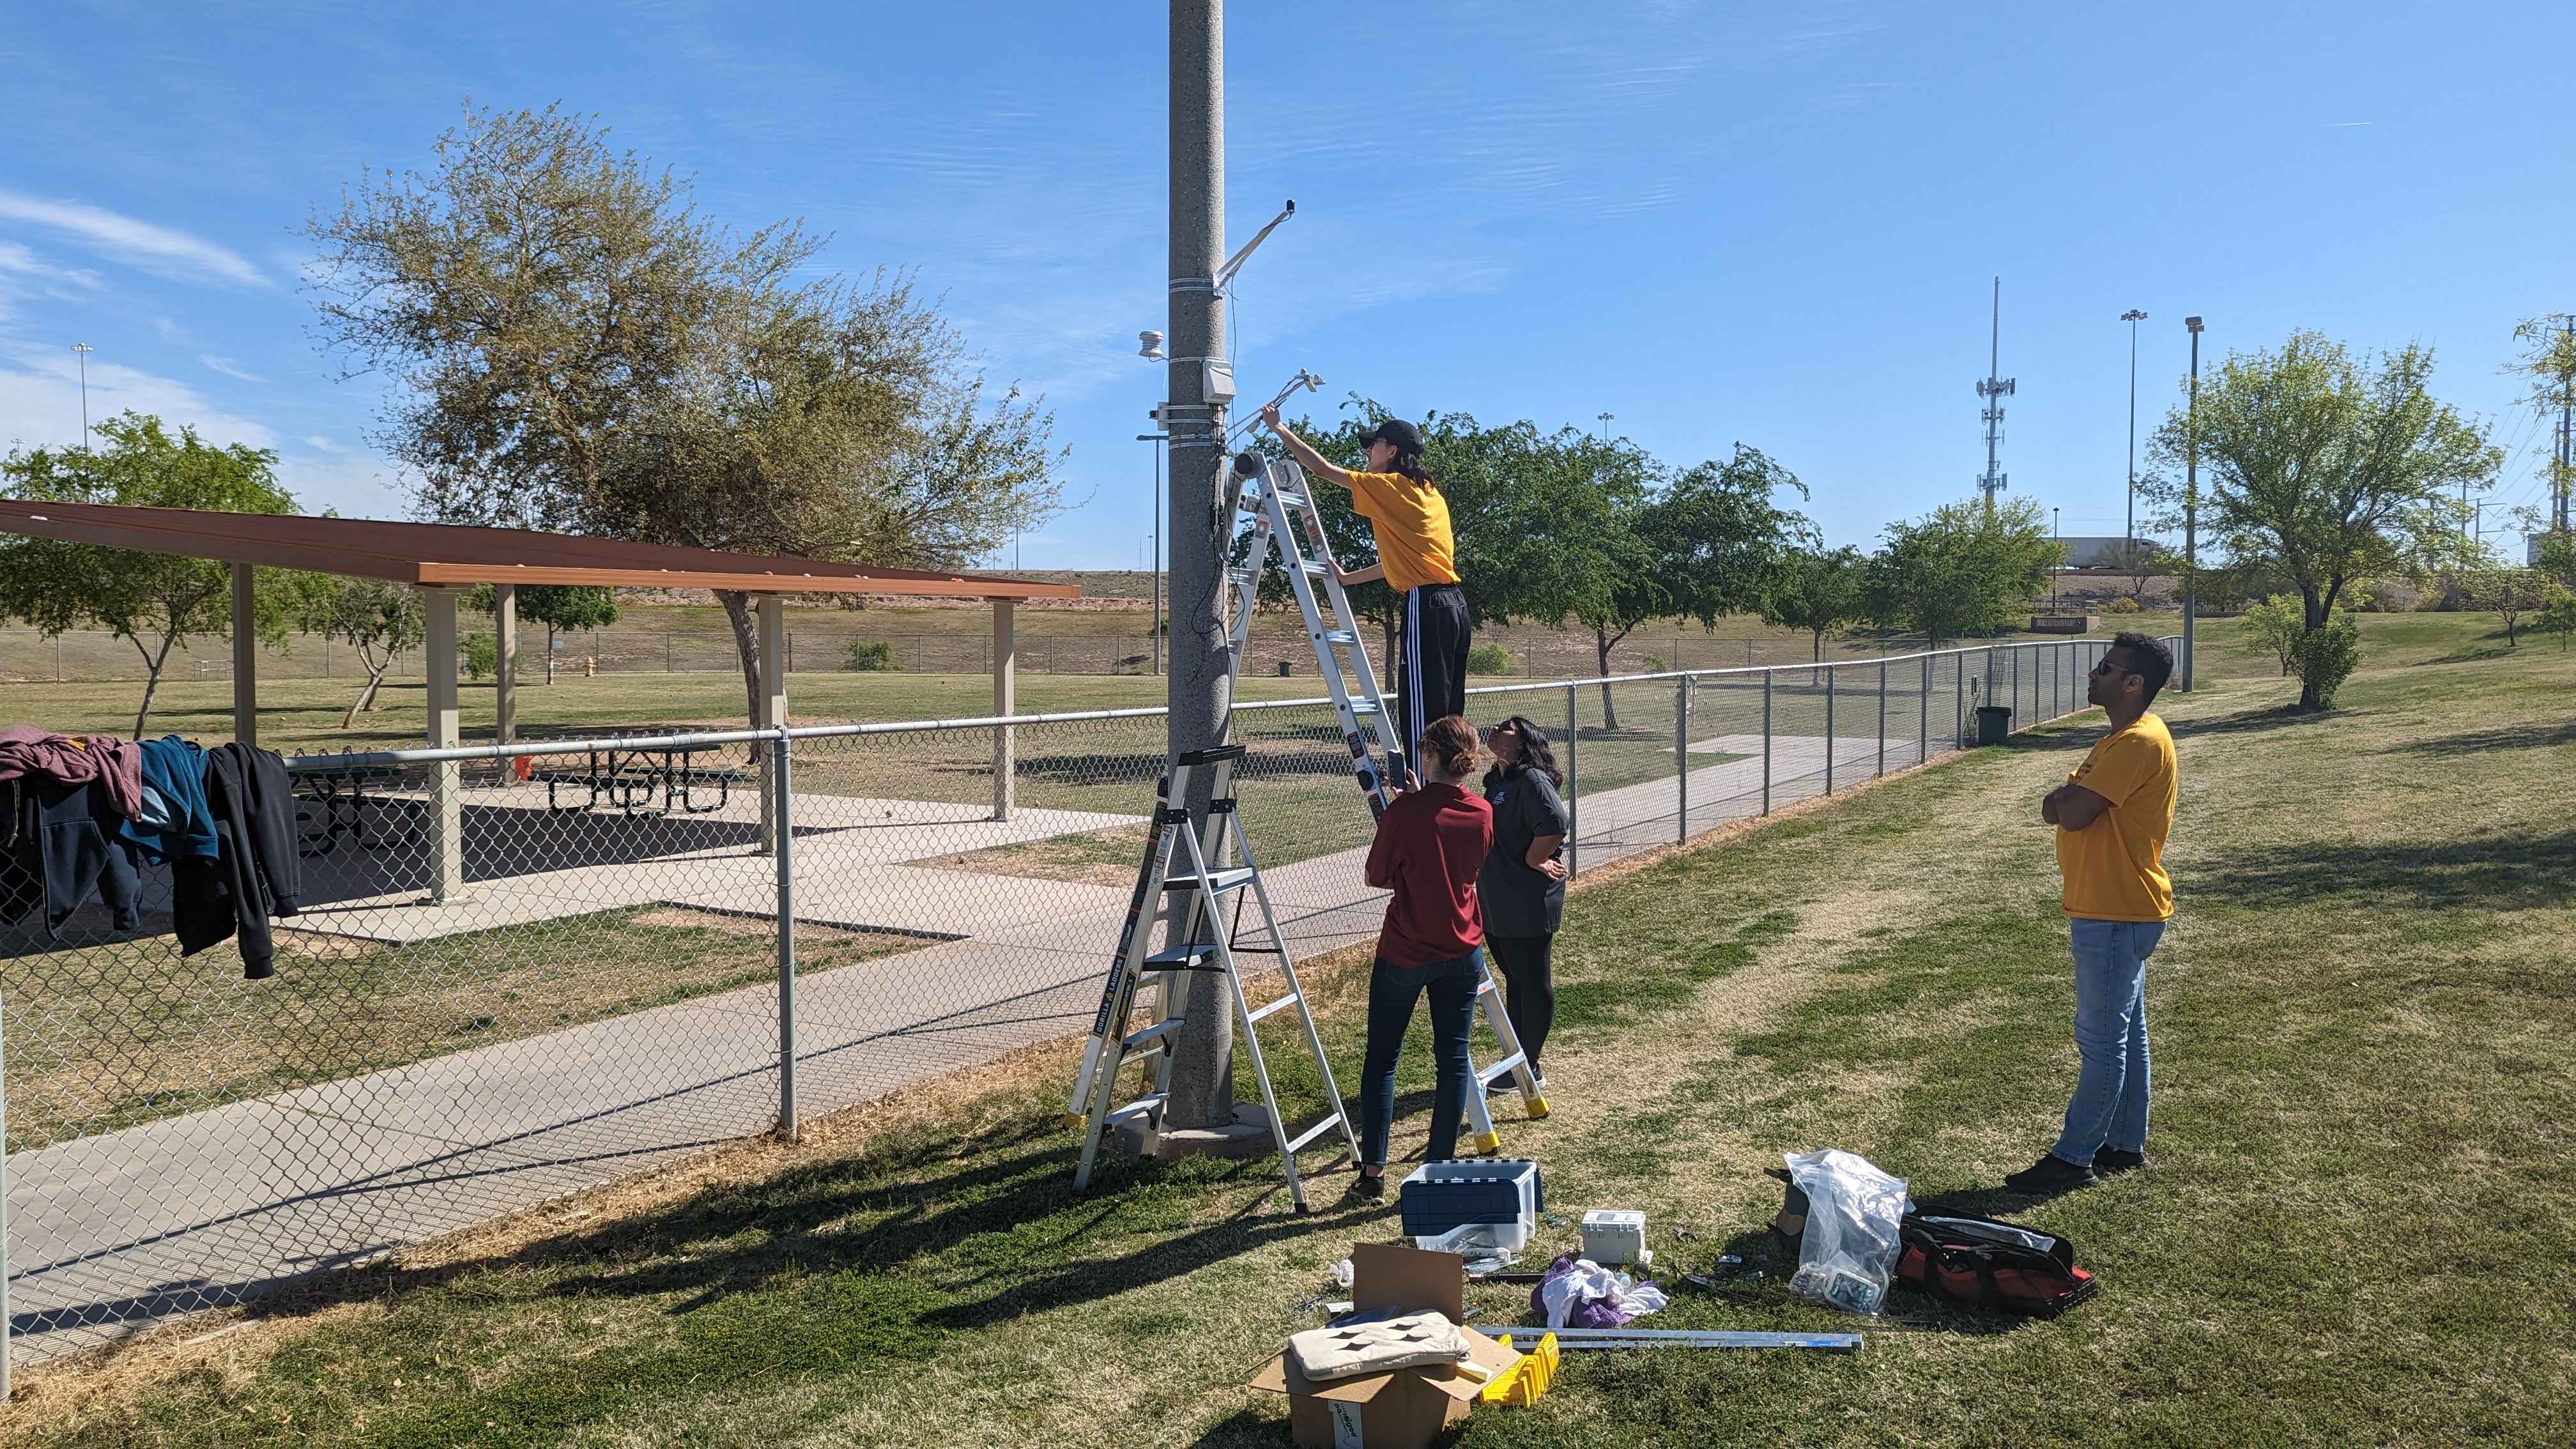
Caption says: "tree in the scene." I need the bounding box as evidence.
[307,103,1061,727]
[0,413,296,735]
[2145,332,2500,707]
[2458,567,2548,647]
[2111,538,2180,602]
[2538,583,2576,652]
[2242,594,2304,677]
[468,580,618,680]
[1570,445,1804,726]
[1864,498,2062,645]
[289,574,425,725]
[1761,540,1867,662]
[2290,613,2361,708]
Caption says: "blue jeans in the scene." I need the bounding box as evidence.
[1357,949,1482,1169]
[2051,919,2164,1164]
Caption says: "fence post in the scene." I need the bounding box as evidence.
[1761,668,1773,815]
[1563,682,1579,878]
[1675,674,1690,842]
[2,967,11,1400]
[666,632,672,672]
[1825,664,1836,794]
[773,730,799,1140]
[2012,646,2021,728]
[992,602,1016,821]
[1919,654,1931,766]
[1876,661,1887,778]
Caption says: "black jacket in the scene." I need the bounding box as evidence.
[1478,764,1568,938]
[178,743,302,978]
[1,775,146,937]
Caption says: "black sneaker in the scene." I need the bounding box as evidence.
[2092,1147,2147,1175]
[2003,1153,2099,1193]
[1347,1171,1386,1204]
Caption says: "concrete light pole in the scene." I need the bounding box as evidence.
[1161,0,1242,1135]
[2120,310,2147,547]
[2182,315,2204,692]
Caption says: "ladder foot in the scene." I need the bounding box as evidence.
[1473,1131,1503,1154]
[1525,1097,1550,1119]
[1061,1111,1086,1132]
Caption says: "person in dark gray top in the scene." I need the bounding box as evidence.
[1478,716,1568,1089]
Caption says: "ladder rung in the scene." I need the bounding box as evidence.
[1145,942,1221,967]
[1286,1118,1342,1153]
[1347,701,1379,716]
[1121,1019,1183,1050]
[1276,491,1309,508]
[1227,567,1260,583]
[1300,560,1330,575]
[1246,994,1300,1023]
[1319,630,1358,645]
[1476,1053,1528,1083]
[1103,1094,1164,1126]
[1163,867,1257,894]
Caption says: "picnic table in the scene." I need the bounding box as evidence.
[526,738,753,817]
[291,762,415,858]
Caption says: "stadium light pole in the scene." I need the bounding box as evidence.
[2183,315,2204,693]
[1597,411,1613,443]
[2120,310,2146,548]
[72,342,93,450]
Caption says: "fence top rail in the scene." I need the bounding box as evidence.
[275,636,2147,773]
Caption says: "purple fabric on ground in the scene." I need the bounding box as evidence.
[0,727,144,822]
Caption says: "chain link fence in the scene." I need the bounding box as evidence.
[1,636,2152,1377]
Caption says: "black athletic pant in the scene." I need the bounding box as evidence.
[1485,933,1556,1079]
[1400,582,1471,770]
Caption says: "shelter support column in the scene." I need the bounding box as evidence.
[231,562,257,747]
[758,595,786,854]
[424,586,466,903]
[493,583,518,744]
[992,599,1015,821]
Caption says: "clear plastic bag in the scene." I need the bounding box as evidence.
[1782,1148,1910,1316]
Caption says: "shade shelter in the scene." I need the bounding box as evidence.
[0,500,1076,897]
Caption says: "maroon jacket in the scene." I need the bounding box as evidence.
[1365,782,1493,967]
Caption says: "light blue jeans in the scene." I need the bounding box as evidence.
[2051,918,2165,1165]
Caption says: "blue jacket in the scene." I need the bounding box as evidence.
[120,735,220,864]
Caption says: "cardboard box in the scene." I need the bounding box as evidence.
[1249,1243,1521,1449]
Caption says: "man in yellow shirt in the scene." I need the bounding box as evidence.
[1261,408,1469,773]
[2006,632,2179,1195]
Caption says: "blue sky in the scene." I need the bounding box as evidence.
[5,1,2572,568]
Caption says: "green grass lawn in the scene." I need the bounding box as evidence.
[17,610,2569,1446]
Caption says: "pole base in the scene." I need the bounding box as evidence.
[1149,1103,1276,1162]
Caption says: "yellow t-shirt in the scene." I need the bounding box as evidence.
[1343,470,1460,594]
[2057,712,2177,922]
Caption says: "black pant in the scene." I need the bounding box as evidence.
[1485,933,1556,1079]
[1357,949,1482,1167]
[1400,582,1471,770]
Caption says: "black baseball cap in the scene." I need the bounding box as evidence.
[1360,418,1424,452]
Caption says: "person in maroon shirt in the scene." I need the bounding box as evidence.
[1350,715,1495,1203]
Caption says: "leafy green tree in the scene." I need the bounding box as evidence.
[2458,567,2548,646]
[289,574,424,726]
[2145,332,2499,706]
[1863,498,2062,645]
[2538,583,2576,652]
[1570,445,1804,725]
[0,413,296,735]
[1761,540,1867,661]
[519,584,619,683]
[308,103,1061,726]
[2290,613,2362,707]
[2242,594,2304,677]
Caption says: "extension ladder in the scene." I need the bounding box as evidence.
[1067,744,1354,1208]
[1223,434,1550,1145]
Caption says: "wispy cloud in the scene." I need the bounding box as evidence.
[203,355,265,381]
[0,191,267,287]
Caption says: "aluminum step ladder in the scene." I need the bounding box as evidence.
[1068,744,1355,1208]
[1222,427,1551,1145]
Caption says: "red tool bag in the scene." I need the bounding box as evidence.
[1896,1211,2097,1317]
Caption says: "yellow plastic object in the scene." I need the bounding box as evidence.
[1472,1130,1503,1154]
[1480,1333,1560,1407]
[1524,1095,1550,1119]
[1061,1111,1086,1132]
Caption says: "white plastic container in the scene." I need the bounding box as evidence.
[1581,1209,1650,1266]
[1413,1217,1534,1255]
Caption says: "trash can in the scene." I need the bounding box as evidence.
[1974,704,2013,746]
[1277,659,1293,677]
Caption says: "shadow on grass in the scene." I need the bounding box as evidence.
[2191,826,2576,912]
[2377,717,2576,758]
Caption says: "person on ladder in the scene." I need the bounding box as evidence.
[1349,716,1492,1203]
[1260,404,1469,776]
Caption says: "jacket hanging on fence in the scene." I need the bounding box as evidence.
[119,735,220,865]
[0,726,144,822]
[176,742,303,979]
[0,774,147,936]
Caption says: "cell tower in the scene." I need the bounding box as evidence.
[1976,277,2014,502]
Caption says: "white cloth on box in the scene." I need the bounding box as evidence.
[1288,1312,1473,1381]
